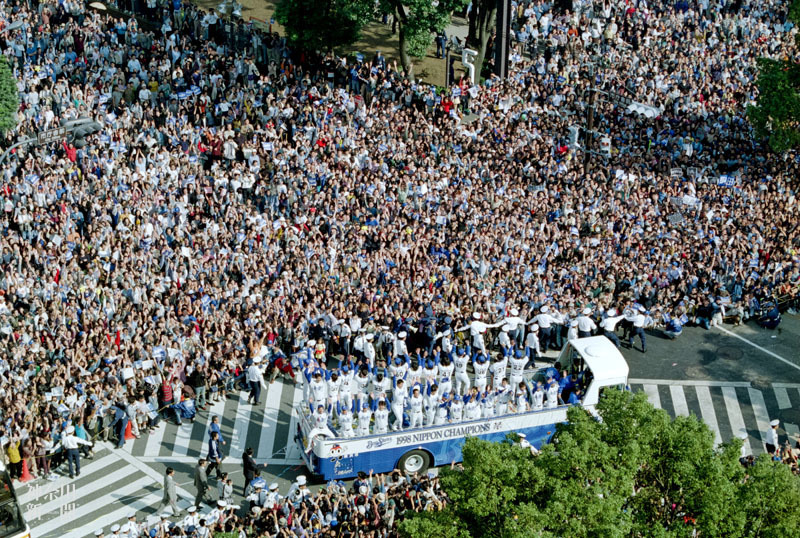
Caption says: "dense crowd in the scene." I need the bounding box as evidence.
[0,0,799,535]
[98,468,449,538]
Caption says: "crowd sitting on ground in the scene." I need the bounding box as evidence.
[0,0,798,533]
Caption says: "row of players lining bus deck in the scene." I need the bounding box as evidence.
[298,351,591,438]
[295,337,629,479]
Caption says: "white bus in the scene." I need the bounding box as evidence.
[295,336,629,480]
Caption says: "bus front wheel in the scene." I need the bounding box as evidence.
[398,449,431,475]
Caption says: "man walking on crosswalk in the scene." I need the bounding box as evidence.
[194,457,210,508]
[156,467,181,516]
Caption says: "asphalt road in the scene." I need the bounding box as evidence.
[621,314,800,385]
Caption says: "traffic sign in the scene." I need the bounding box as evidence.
[37,127,68,145]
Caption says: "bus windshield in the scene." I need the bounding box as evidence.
[0,473,26,538]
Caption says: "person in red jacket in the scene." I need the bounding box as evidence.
[62,140,77,162]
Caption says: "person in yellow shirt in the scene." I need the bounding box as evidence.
[6,436,22,479]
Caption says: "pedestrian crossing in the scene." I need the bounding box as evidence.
[18,379,304,538]
[629,379,800,455]
[17,378,800,537]
[121,378,303,463]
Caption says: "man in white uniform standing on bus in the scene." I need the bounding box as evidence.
[408,385,425,429]
[453,347,471,395]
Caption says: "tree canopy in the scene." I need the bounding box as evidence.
[274,0,375,53]
[381,0,468,79]
[746,0,800,153]
[399,389,800,538]
[0,55,19,135]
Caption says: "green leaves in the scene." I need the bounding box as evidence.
[0,55,19,135]
[385,0,468,78]
[400,389,800,538]
[275,0,375,52]
[747,54,800,153]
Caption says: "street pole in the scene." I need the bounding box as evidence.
[445,43,451,87]
[0,137,35,168]
[584,62,596,173]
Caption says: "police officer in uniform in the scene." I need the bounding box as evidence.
[766,419,780,455]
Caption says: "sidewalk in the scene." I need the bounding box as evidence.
[193,0,470,86]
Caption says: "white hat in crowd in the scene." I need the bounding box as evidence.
[297,475,307,486]
[582,308,592,315]
[473,312,482,320]
[770,419,780,427]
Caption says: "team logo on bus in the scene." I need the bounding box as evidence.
[366,437,392,449]
[329,444,345,461]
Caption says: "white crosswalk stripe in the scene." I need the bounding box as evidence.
[774,387,792,409]
[17,379,305,537]
[695,386,722,446]
[229,392,253,460]
[258,380,286,459]
[747,388,772,447]
[669,386,689,417]
[631,380,800,456]
[643,384,661,408]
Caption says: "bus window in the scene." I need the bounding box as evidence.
[598,384,626,400]
[0,500,25,538]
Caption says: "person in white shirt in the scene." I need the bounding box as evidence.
[453,348,471,395]
[576,308,597,338]
[567,319,579,341]
[545,379,559,408]
[373,399,390,434]
[407,385,425,428]
[473,352,490,392]
[525,324,541,363]
[424,384,441,425]
[497,325,513,355]
[391,378,408,430]
[449,392,464,422]
[626,305,648,353]
[490,354,509,391]
[59,425,93,478]
[531,382,544,411]
[766,419,780,455]
[363,333,376,367]
[336,403,354,438]
[508,350,528,387]
[456,313,504,354]
[247,357,264,405]
[393,331,409,357]
[530,305,564,351]
[338,363,355,410]
[495,380,512,416]
[437,355,454,396]
[503,308,528,347]
[599,308,625,348]
[357,401,372,436]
